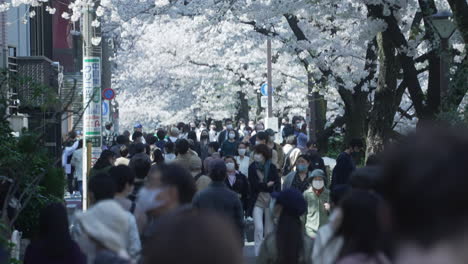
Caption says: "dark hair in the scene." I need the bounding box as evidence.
[306,140,317,149]
[68,131,77,139]
[132,158,151,179]
[349,138,364,149]
[134,142,146,153]
[160,164,196,204]
[145,144,151,156]
[285,135,297,145]
[153,149,165,164]
[253,144,272,160]
[93,150,115,170]
[276,210,304,264]
[143,210,242,264]
[349,166,382,191]
[77,139,83,150]
[337,190,383,259]
[224,156,239,170]
[210,162,227,181]
[238,142,248,149]
[224,118,233,124]
[176,139,190,155]
[294,154,311,167]
[256,131,269,143]
[380,127,468,248]
[132,131,143,141]
[147,135,158,145]
[38,203,73,259]
[208,142,220,152]
[109,165,135,193]
[157,129,167,140]
[120,145,129,158]
[165,141,175,153]
[187,131,198,142]
[116,135,129,145]
[123,130,131,138]
[89,173,116,202]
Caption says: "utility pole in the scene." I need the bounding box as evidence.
[82,1,102,210]
[267,39,273,118]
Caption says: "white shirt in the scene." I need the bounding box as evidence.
[235,155,250,176]
[71,148,83,181]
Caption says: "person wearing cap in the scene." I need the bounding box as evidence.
[304,169,330,238]
[282,154,313,193]
[75,200,132,264]
[266,128,285,172]
[103,122,117,149]
[133,123,146,144]
[192,159,244,242]
[257,188,313,264]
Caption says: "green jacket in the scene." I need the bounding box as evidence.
[257,232,313,264]
[304,188,330,238]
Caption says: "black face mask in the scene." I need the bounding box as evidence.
[201,135,209,140]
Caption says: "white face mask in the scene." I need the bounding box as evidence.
[296,122,303,129]
[238,149,246,156]
[255,141,261,145]
[254,154,264,163]
[312,179,325,190]
[226,124,233,130]
[226,162,235,171]
[137,187,166,212]
[229,133,236,139]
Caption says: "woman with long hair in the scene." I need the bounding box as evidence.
[257,188,313,264]
[90,150,116,177]
[334,190,390,264]
[24,203,86,264]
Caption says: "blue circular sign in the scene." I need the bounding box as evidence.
[102,101,109,115]
[260,83,274,96]
[102,88,115,100]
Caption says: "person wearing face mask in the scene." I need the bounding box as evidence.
[304,169,330,238]
[249,123,265,146]
[220,130,239,157]
[235,142,250,176]
[224,156,250,217]
[292,116,309,153]
[139,164,197,246]
[283,155,312,193]
[209,124,218,143]
[248,144,280,256]
[252,131,279,168]
[218,118,238,146]
[192,159,245,242]
[258,189,313,264]
[241,126,253,144]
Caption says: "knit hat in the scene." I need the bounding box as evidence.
[309,169,326,180]
[76,200,129,257]
[271,189,307,216]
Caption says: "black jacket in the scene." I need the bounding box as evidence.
[331,152,355,188]
[192,182,244,238]
[225,172,250,216]
[247,162,280,217]
[217,130,239,146]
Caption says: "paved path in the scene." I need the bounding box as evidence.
[244,242,256,264]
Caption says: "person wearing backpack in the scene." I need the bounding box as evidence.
[282,135,302,176]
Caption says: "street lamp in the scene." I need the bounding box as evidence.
[428,10,457,98]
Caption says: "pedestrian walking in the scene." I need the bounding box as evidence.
[192,159,244,240]
[218,118,238,146]
[24,203,86,264]
[224,156,250,217]
[89,150,116,178]
[115,145,130,166]
[199,129,210,162]
[331,139,363,189]
[282,135,302,176]
[102,122,118,149]
[248,144,280,256]
[235,142,250,176]
[142,210,243,264]
[282,155,312,193]
[62,131,79,194]
[71,140,84,194]
[220,130,239,157]
[304,169,330,238]
[163,141,176,162]
[110,135,130,158]
[257,189,313,264]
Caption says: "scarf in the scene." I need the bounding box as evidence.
[256,159,272,183]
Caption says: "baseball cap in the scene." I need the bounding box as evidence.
[134,123,143,129]
[271,188,307,216]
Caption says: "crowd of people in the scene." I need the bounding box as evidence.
[26,119,468,264]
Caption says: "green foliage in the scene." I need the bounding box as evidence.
[325,134,344,158]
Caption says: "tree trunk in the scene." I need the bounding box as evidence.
[306,72,317,141]
[341,89,369,145]
[236,91,249,123]
[366,32,398,158]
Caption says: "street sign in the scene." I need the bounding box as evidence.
[102,101,109,116]
[102,88,115,100]
[83,56,102,168]
[261,96,275,108]
[260,83,274,96]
